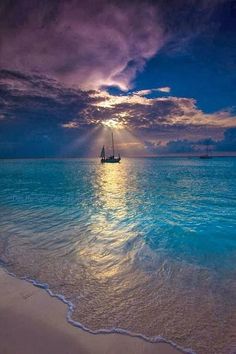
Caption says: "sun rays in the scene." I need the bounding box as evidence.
[60,121,146,158]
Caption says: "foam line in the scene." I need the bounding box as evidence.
[1,266,196,354]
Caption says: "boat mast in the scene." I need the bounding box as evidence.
[111,131,115,157]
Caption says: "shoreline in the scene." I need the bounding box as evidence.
[0,267,186,354]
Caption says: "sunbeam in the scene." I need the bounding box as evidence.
[60,126,101,157]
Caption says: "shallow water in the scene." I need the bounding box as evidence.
[0,158,236,353]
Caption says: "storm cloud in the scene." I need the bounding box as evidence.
[145,130,236,155]
[0,0,227,90]
[0,0,164,90]
[0,69,236,157]
[0,1,235,157]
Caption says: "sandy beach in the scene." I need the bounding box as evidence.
[0,268,183,354]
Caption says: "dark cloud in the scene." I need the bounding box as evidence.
[145,139,196,154]
[0,69,93,123]
[0,69,97,157]
[0,0,164,90]
[0,0,228,90]
[216,127,236,151]
[1,1,235,157]
[145,132,236,155]
[0,69,235,157]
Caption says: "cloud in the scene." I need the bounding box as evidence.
[157,87,171,93]
[61,121,80,129]
[1,69,236,157]
[145,139,196,154]
[133,87,171,96]
[0,0,228,91]
[1,70,236,134]
[145,137,218,154]
[0,0,164,91]
[133,89,153,96]
[216,128,236,151]
[91,90,236,130]
[144,131,236,155]
[0,69,95,117]
[1,69,236,133]
[0,69,98,157]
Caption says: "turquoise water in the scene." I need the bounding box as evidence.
[0,158,236,353]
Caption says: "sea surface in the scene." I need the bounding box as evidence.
[0,158,236,353]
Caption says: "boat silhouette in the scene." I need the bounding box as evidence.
[200,140,212,159]
[100,132,121,163]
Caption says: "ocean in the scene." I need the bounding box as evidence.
[0,157,236,353]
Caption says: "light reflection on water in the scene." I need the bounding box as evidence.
[0,158,236,353]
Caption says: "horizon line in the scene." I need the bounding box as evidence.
[1,154,236,160]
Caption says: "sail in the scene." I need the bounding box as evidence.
[100,146,105,158]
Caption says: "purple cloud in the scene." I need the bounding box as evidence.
[0,0,164,90]
[1,69,236,157]
[0,0,227,91]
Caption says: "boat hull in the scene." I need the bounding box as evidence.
[101,157,121,163]
[200,155,212,159]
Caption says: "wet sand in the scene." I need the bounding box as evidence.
[0,268,183,354]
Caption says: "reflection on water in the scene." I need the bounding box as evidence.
[98,163,128,211]
[0,158,236,354]
[74,163,137,281]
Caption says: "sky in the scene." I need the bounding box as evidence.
[0,0,236,157]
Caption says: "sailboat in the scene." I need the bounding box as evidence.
[100,132,121,163]
[200,141,212,159]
